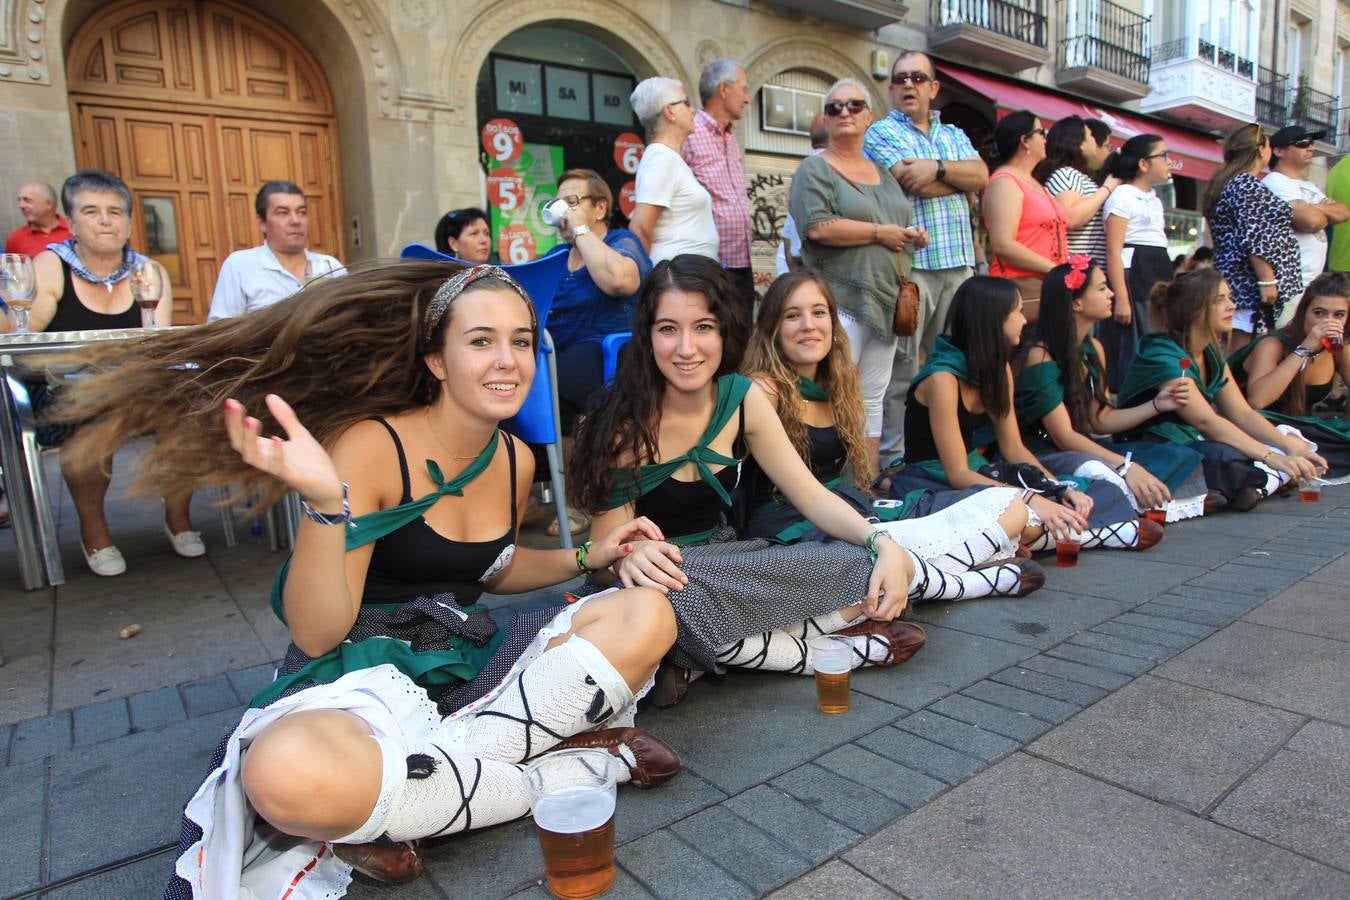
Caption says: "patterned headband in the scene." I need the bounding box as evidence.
[421,265,536,345]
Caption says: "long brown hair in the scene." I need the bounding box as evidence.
[742,270,872,490]
[1270,272,1350,416]
[1203,124,1265,216]
[1026,261,1111,433]
[53,260,532,504]
[568,255,749,513]
[1149,268,1226,349]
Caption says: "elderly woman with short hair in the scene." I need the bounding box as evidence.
[627,76,719,263]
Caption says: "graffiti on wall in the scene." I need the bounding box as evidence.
[745,163,794,290]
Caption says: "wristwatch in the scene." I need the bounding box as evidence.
[572,224,591,237]
[935,159,948,183]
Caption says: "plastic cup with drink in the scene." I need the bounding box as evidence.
[525,749,618,899]
[1055,530,1084,567]
[1144,508,1167,525]
[808,635,853,714]
[1322,334,1344,355]
[1299,477,1323,503]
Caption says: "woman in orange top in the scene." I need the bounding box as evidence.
[983,110,1069,323]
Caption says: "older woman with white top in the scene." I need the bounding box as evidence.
[627,77,720,264]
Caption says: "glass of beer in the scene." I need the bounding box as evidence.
[1055,530,1084,568]
[130,260,163,328]
[1299,477,1322,503]
[808,635,853,714]
[525,748,618,899]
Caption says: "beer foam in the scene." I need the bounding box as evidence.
[533,785,616,834]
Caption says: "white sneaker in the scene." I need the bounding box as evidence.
[163,521,206,558]
[83,544,127,577]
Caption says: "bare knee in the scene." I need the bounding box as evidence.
[624,587,677,648]
[1000,498,1030,538]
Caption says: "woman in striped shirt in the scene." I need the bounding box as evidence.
[1038,115,1118,270]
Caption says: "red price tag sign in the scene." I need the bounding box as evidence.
[613,132,645,175]
[618,180,637,217]
[486,168,524,212]
[481,118,523,165]
[498,224,537,264]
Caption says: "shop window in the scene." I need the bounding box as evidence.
[760,84,824,137]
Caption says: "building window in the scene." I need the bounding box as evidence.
[760,84,824,136]
[746,69,832,157]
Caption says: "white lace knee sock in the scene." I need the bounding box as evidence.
[1026,519,1141,552]
[906,549,1026,601]
[931,526,1017,573]
[716,623,896,674]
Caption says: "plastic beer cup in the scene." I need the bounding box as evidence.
[1144,508,1167,525]
[1299,477,1322,503]
[808,635,853,714]
[525,749,618,899]
[1055,531,1083,567]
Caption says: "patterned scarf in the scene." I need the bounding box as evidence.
[47,239,147,292]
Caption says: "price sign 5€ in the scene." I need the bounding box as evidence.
[487,168,525,212]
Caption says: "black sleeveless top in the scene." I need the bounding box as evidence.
[46,258,141,333]
[363,418,518,605]
[634,404,747,539]
[746,423,846,509]
[902,393,989,464]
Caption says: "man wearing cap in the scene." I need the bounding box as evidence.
[1263,125,1350,323]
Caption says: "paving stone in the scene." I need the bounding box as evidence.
[1212,721,1350,868]
[896,710,1021,762]
[1186,563,1301,598]
[47,707,241,880]
[844,754,1350,898]
[849,624,1031,710]
[724,784,860,864]
[1039,555,1206,603]
[961,680,1081,723]
[908,588,1128,649]
[0,760,45,897]
[1176,511,1302,538]
[227,662,278,703]
[0,722,10,766]
[1029,676,1302,813]
[1156,621,1350,722]
[349,870,450,899]
[857,725,988,785]
[1243,579,1350,642]
[421,816,544,898]
[42,849,181,899]
[1014,654,1133,691]
[618,828,754,900]
[11,711,72,762]
[128,686,186,731]
[0,593,54,724]
[930,693,1051,743]
[1238,548,1336,572]
[1067,629,1177,662]
[988,667,1108,708]
[1169,583,1270,610]
[1112,611,1216,640]
[669,805,811,892]
[72,698,131,746]
[1305,550,1350,585]
[1139,526,1260,567]
[814,743,948,810]
[1044,641,1154,676]
[1136,599,1234,628]
[770,763,904,834]
[642,668,904,794]
[179,674,241,718]
[614,769,727,844]
[1092,619,1199,650]
[767,860,898,899]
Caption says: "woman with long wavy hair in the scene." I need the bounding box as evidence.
[1015,257,1210,520]
[1119,269,1325,510]
[57,261,688,898]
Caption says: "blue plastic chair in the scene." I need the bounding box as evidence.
[601,332,632,384]
[399,244,577,546]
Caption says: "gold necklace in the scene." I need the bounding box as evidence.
[425,410,483,460]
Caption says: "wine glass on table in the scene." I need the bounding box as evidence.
[130,260,163,329]
[0,253,37,333]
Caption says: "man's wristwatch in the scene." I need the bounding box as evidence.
[571,224,591,237]
[935,159,948,183]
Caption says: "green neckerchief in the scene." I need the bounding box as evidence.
[603,374,752,510]
[798,375,828,402]
[910,334,974,398]
[268,428,501,622]
[1118,334,1228,444]
[1013,361,1065,426]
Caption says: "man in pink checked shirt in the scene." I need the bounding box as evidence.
[684,58,756,313]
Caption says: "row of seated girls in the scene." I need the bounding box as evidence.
[53,253,1337,898]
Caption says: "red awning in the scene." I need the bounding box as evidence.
[936,64,1223,181]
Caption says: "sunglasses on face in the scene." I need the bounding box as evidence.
[1290,138,1315,148]
[890,71,932,86]
[823,98,869,117]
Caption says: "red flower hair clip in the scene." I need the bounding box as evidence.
[1063,254,1092,291]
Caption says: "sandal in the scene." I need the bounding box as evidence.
[546,509,592,538]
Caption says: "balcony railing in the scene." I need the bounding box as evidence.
[1256,67,1289,126]
[1290,84,1339,137]
[1155,36,1256,81]
[1056,0,1150,84]
[931,0,1047,48]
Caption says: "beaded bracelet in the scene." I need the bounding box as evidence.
[865,530,894,561]
[575,539,596,574]
[299,483,353,528]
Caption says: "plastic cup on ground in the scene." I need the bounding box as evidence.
[525,749,618,899]
[1055,531,1083,567]
[1299,477,1322,503]
[808,635,853,714]
[1144,508,1167,525]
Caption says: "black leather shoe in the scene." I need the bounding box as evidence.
[1230,486,1266,512]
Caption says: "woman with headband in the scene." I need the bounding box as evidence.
[56,261,683,897]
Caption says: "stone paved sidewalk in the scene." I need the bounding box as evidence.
[1,475,1347,898]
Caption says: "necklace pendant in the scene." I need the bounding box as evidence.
[105,281,113,293]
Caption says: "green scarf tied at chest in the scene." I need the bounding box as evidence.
[905,336,989,481]
[797,375,829,402]
[603,374,752,510]
[1014,339,1101,429]
[1119,334,1228,443]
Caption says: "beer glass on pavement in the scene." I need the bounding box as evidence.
[808,635,853,714]
[525,748,619,899]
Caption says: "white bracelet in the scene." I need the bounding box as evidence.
[1116,452,1133,478]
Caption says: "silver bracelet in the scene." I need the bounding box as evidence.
[299,483,353,528]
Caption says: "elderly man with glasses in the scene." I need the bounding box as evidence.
[863,51,988,467]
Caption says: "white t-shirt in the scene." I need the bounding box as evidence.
[633,142,719,263]
[1102,184,1167,248]
[1262,170,1328,289]
[774,214,800,276]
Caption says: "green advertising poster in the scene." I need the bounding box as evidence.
[486,142,565,263]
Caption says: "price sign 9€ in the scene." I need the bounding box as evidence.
[481,118,523,165]
[487,168,524,212]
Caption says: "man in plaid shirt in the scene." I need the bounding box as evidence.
[684,58,755,311]
[864,51,988,465]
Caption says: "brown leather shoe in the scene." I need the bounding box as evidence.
[1230,485,1266,512]
[835,619,927,667]
[553,727,681,789]
[648,661,692,709]
[1129,518,1164,551]
[331,838,424,884]
[972,556,1046,596]
[1203,489,1228,515]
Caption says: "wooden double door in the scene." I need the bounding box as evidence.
[67,1,342,323]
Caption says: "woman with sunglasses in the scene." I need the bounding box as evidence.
[627,77,719,264]
[1099,134,1172,389]
[789,77,928,475]
[1204,123,1302,350]
[983,111,1069,321]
